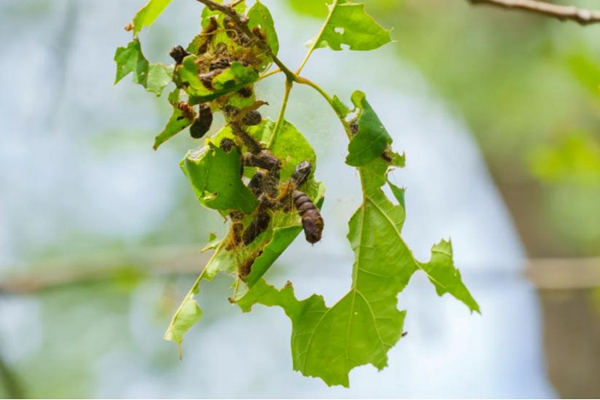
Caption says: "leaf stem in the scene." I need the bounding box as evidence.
[258,68,281,81]
[164,242,225,343]
[295,0,340,75]
[268,78,293,149]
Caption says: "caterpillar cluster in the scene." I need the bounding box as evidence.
[168,7,323,281]
[225,146,325,281]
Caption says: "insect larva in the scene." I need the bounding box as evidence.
[169,46,190,65]
[293,190,324,244]
[242,150,281,171]
[219,138,237,153]
[190,104,213,139]
[242,110,262,126]
[238,86,253,98]
[242,207,271,245]
[248,171,266,197]
[226,211,244,250]
[291,161,312,188]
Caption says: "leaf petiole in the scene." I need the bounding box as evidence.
[296,0,341,74]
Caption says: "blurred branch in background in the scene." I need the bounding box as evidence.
[0,247,211,295]
[1,248,600,294]
[469,0,600,25]
[0,350,25,399]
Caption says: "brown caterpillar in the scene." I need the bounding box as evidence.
[242,150,280,171]
[242,207,271,245]
[293,190,324,244]
[241,110,262,126]
[263,169,279,199]
[190,103,213,139]
[197,17,219,54]
[238,86,253,98]
[238,250,263,281]
[248,171,266,197]
[169,46,190,65]
[210,58,231,71]
[226,211,244,250]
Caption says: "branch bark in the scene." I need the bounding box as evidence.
[469,0,600,25]
[0,246,211,295]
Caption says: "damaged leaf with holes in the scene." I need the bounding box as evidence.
[164,118,325,349]
[236,92,478,387]
[306,0,392,51]
[116,0,479,390]
[114,38,173,96]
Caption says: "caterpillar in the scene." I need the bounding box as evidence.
[242,206,271,245]
[293,190,324,244]
[210,58,231,71]
[291,160,312,187]
[169,45,190,65]
[219,138,236,152]
[241,110,262,126]
[248,171,266,197]
[190,103,213,139]
[242,150,280,171]
[226,211,244,250]
[238,86,253,98]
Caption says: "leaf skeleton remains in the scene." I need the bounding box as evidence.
[115,0,480,388]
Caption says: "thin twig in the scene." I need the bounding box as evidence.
[0,246,212,295]
[469,0,600,25]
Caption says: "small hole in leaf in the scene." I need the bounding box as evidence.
[334,27,345,35]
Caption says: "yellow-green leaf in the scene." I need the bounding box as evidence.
[131,0,173,37]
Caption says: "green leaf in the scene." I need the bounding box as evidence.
[163,292,203,347]
[164,242,237,352]
[175,56,259,104]
[420,240,480,314]
[153,89,195,150]
[165,119,325,352]
[131,0,173,37]
[212,62,260,91]
[287,0,329,18]
[307,0,392,51]
[237,96,478,387]
[114,39,173,96]
[181,142,259,214]
[332,95,351,118]
[248,1,280,55]
[346,91,393,167]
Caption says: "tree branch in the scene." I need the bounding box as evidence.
[0,246,211,295]
[469,0,600,25]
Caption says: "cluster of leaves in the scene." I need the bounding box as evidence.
[115,0,479,388]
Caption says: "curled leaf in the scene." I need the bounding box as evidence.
[114,39,173,96]
[181,142,259,214]
[248,1,280,55]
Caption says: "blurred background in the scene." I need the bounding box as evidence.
[1,0,599,397]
